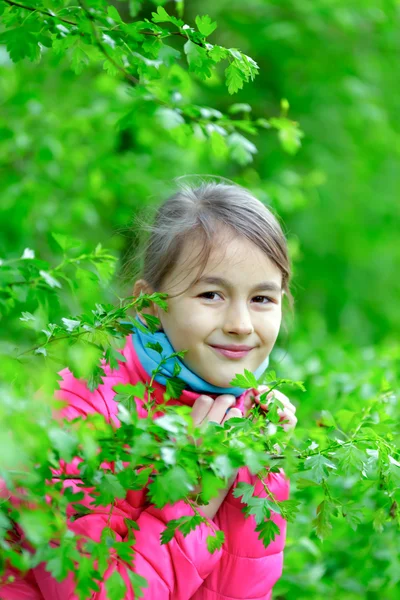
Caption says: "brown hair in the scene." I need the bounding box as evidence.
[118,177,294,313]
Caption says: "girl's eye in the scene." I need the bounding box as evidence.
[198,292,221,300]
[198,292,273,304]
[253,295,274,304]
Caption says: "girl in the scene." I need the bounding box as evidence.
[1,179,297,600]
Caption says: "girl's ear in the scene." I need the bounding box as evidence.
[133,279,162,326]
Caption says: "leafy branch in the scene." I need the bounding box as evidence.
[0,0,303,163]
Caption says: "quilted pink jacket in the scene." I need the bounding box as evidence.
[0,333,290,600]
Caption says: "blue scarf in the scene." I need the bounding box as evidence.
[121,316,269,397]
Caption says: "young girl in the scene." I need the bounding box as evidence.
[1,179,297,600]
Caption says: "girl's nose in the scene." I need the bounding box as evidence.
[223,307,254,335]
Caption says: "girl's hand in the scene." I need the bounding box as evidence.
[189,394,241,519]
[253,385,297,433]
[191,393,242,427]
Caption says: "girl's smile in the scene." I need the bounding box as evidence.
[208,345,254,359]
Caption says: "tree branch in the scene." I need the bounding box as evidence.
[3,0,78,27]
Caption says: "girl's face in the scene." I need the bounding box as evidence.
[135,227,283,388]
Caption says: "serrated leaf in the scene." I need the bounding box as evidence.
[195,15,217,37]
[303,454,337,483]
[145,341,163,355]
[255,519,281,547]
[336,444,366,475]
[184,40,213,79]
[113,381,147,401]
[232,482,255,504]
[105,346,127,370]
[225,63,245,94]
[147,466,193,507]
[105,570,126,600]
[161,515,202,544]
[0,27,41,63]
[206,529,225,553]
[94,473,126,505]
[126,571,148,598]
[229,368,258,389]
[151,6,171,23]
[313,500,334,540]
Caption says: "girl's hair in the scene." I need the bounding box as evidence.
[118,176,294,313]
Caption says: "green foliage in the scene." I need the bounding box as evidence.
[0,0,399,598]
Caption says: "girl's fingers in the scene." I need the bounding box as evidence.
[254,387,297,432]
[221,407,243,425]
[205,394,236,424]
[278,410,298,432]
[191,394,215,425]
[255,390,296,413]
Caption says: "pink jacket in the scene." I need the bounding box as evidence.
[1,334,290,600]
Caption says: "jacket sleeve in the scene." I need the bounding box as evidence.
[2,357,222,600]
[0,566,44,599]
[32,499,222,600]
[191,466,290,600]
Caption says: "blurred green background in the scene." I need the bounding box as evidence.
[1,0,399,598]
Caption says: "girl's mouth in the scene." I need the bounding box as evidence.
[209,345,252,359]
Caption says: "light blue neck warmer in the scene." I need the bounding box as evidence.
[122,316,269,397]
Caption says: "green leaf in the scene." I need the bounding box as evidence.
[48,427,78,462]
[0,27,41,63]
[105,346,127,370]
[184,41,214,79]
[336,444,366,475]
[195,15,217,37]
[61,317,81,332]
[107,6,122,23]
[146,341,163,355]
[126,571,149,598]
[229,368,258,389]
[51,233,82,251]
[148,466,194,507]
[19,510,53,545]
[93,473,126,505]
[151,6,172,24]
[228,103,252,114]
[269,117,304,155]
[211,454,235,479]
[209,45,229,63]
[199,471,226,504]
[303,454,337,483]
[105,571,127,600]
[173,362,182,377]
[232,482,255,504]
[165,376,186,400]
[39,270,62,288]
[225,63,245,94]
[160,515,203,544]
[113,382,147,401]
[70,43,91,75]
[206,529,225,553]
[254,519,281,547]
[313,500,334,540]
[227,133,257,165]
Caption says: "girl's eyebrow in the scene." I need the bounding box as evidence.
[194,275,282,294]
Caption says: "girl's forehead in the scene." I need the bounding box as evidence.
[190,231,274,270]
[165,231,281,292]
